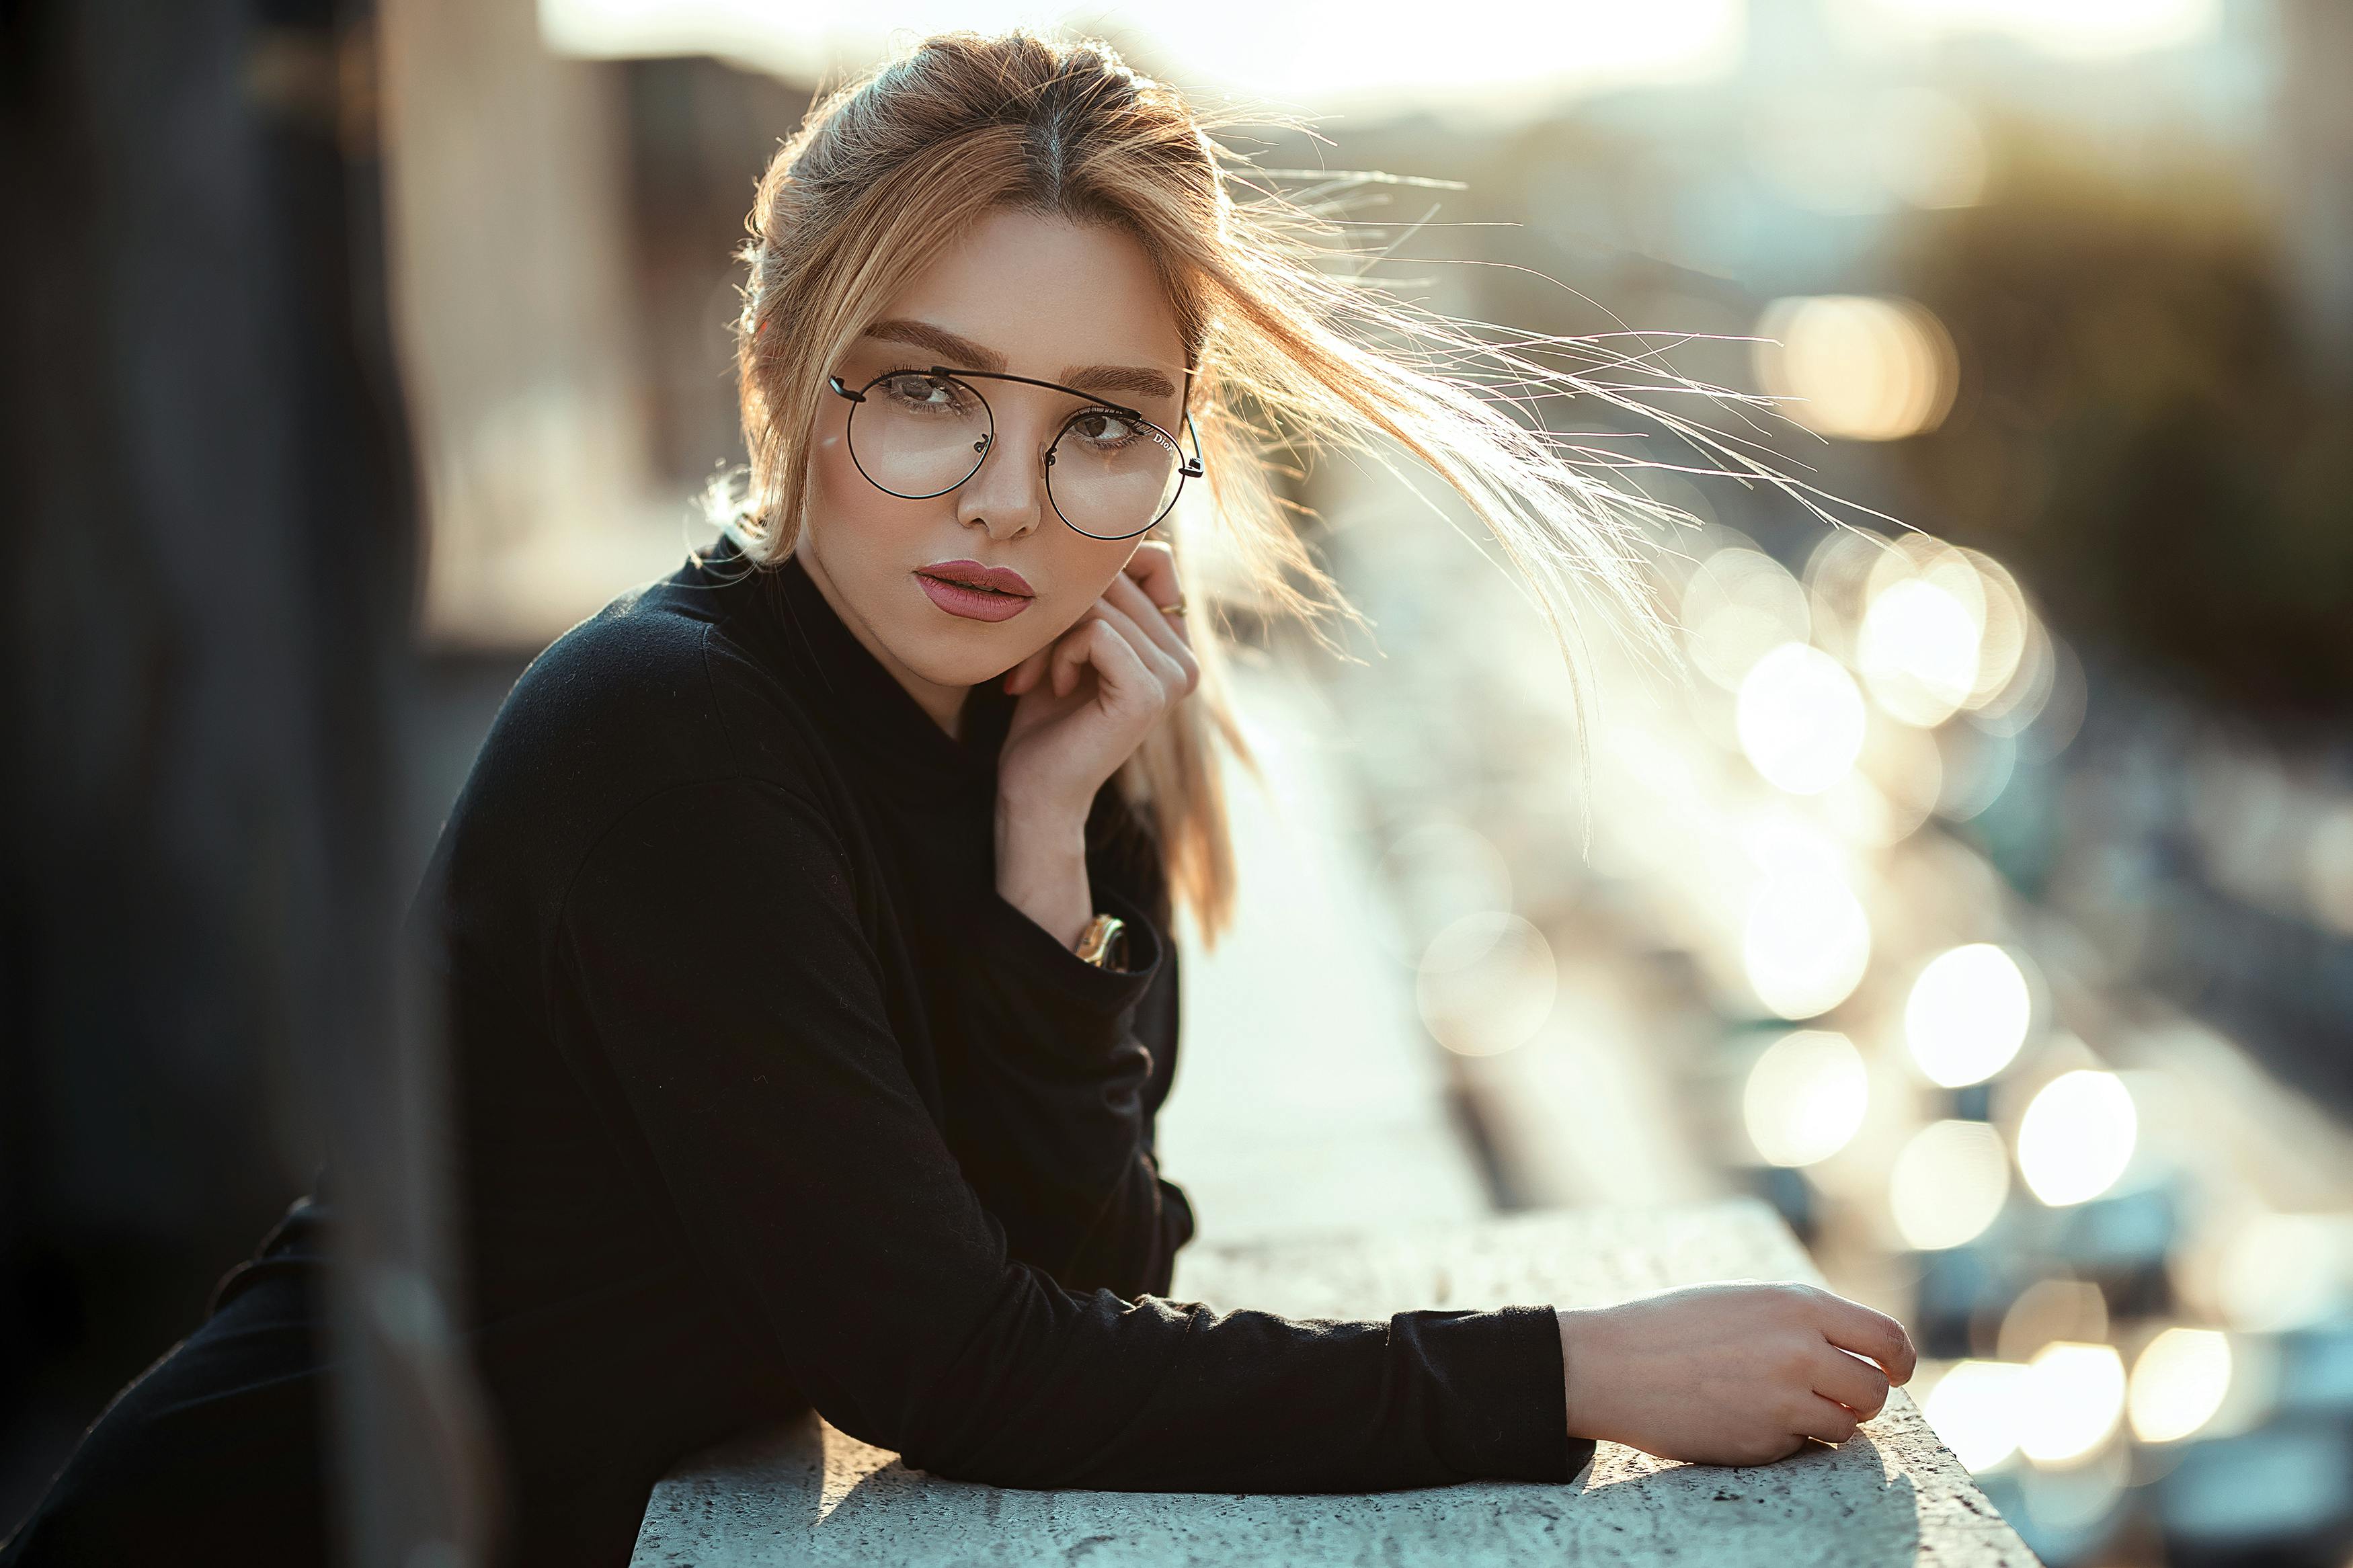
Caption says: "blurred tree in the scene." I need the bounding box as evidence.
[1892,123,2353,729]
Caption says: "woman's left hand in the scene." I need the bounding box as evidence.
[994,541,1198,829]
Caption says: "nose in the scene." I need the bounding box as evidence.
[954,403,1053,542]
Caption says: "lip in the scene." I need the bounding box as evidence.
[919,559,1034,597]
[914,563,1035,622]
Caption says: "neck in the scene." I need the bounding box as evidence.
[795,546,970,739]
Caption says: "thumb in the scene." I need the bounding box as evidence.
[1004,645,1047,694]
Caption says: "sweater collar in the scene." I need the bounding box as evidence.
[746,544,1015,809]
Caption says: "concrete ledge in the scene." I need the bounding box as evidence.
[633,1200,2042,1566]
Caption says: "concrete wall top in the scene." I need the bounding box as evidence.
[633,1198,2040,1567]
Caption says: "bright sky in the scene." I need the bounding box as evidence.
[1843,0,2219,58]
[541,0,2219,109]
[540,0,1741,116]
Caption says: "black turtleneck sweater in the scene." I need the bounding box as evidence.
[5,542,1587,1568]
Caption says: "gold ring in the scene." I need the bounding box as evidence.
[1156,597,1187,616]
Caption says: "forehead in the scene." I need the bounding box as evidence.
[871,206,1186,383]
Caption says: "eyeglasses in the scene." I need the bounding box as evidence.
[826,364,1204,541]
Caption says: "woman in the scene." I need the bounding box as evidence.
[2,28,1915,1568]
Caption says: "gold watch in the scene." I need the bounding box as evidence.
[1073,911,1129,970]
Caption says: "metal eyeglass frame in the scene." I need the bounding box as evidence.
[826,364,1205,541]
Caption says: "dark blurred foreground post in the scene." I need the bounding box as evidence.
[0,0,498,1561]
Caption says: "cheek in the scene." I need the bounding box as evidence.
[810,425,922,562]
[1036,539,1140,635]
[809,424,867,530]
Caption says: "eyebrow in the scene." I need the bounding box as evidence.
[861,318,1181,402]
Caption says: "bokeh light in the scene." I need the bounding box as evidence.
[1683,547,1812,692]
[2128,1327,2233,1444]
[1904,943,2032,1087]
[2018,1341,2127,1466]
[1416,910,1558,1057]
[1753,295,1958,442]
[1736,642,1867,794]
[1997,1277,2109,1362]
[1890,1119,2011,1249]
[2216,1214,2353,1332]
[1743,871,1872,1019]
[1859,576,1982,727]
[1959,549,2032,706]
[2017,1070,2138,1206]
[1379,819,1513,963]
[1972,613,2058,736]
[1743,1030,1870,1167]
[1922,1360,2026,1472]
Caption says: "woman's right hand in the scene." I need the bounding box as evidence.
[1556,1280,1916,1467]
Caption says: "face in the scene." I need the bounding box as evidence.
[797,205,1191,730]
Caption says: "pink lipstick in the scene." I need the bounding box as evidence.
[915,559,1035,622]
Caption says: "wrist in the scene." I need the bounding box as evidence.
[1556,1305,1613,1444]
[995,784,1092,837]
[995,802,1092,950]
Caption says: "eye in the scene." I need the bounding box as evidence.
[1065,409,1143,449]
[875,370,973,414]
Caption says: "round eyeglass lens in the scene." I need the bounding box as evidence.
[848,371,992,498]
[1047,409,1185,540]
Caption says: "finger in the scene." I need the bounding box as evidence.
[1101,567,1199,691]
[1051,622,1092,698]
[1087,594,1191,699]
[1004,643,1052,695]
[1042,591,1185,707]
[1052,617,1126,699]
[1106,556,1190,645]
[1790,1391,1862,1446]
[1815,1297,1917,1386]
[1005,650,1033,694]
[1119,540,1183,618]
[1059,595,1181,699]
[1810,1346,1891,1422]
[1115,546,1198,665]
[1053,616,1155,706]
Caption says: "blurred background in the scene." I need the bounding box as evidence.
[5,1,2352,1563]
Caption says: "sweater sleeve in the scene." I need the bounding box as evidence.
[557,776,1589,1492]
[940,879,1195,1300]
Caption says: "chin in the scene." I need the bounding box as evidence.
[896,619,1037,689]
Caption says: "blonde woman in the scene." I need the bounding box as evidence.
[2,29,1913,1567]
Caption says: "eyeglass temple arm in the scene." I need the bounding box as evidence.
[1176,368,1203,478]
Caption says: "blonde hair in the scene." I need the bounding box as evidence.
[716,28,1800,949]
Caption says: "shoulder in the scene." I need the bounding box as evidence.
[435,563,841,903]
[475,580,726,807]
[510,577,717,727]
[492,565,830,790]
